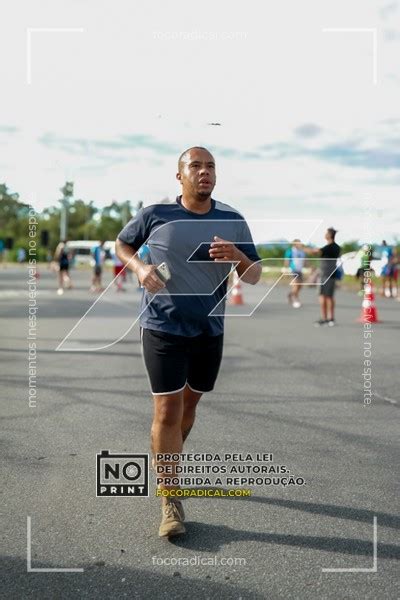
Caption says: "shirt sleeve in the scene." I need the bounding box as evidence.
[117,208,151,249]
[237,220,261,262]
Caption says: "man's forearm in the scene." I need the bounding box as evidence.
[115,239,145,275]
[304,247,321,256]
[235,250,262,285]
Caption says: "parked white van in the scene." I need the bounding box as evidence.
[66,241,115,266]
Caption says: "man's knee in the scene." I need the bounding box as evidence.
[153,396,183,427]
[184,385,202,404]
[183,398,202,419]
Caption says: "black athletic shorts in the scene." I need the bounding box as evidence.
[291,270,303,282]
[320,275,336,297]
[94,265,102,276]
[140,327,224,395]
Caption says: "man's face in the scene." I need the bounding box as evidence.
[177,149,216,199]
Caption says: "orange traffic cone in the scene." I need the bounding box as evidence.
[228,272,244,305]
[357,282,380,323]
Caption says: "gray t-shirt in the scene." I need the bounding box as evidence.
[117,196,260,336]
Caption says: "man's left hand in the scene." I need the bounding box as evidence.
[209,236,241,262]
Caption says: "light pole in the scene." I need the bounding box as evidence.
[59,181,74,240]
[121,200,132,226]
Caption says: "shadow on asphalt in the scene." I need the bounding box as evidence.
[2,555,261,600]
[202,402,398,449]
[170,520,399,559]
[228,495,400,530]
[1,387,150,421]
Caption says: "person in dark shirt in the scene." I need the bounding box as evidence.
[306,228,341,326]
[116,146,262,538]
[54,240,72,295]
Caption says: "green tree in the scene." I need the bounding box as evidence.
[340,240,359,254]
[0,184,34,258]
[68,199,98,240]
[256,244,288,259]
[95,200,129,240]
[41,199,98,249]
[0,183,29,237]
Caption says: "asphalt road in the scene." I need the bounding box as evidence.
[1,265,399,599]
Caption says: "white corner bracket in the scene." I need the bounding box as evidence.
[322,28,378,86]
[27,516,84,573]
[322,516,378,573]
[26,27,85,85]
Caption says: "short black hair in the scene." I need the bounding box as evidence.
[178,146,214,172]
[327,227,337,240]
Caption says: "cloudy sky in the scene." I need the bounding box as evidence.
[1,0,399,244]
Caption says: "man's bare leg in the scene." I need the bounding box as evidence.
[326,297,335,321]
[181,384,203,444]
[151,386,201,514]
[151,391,184,493]
[381,276,388,297]
[292,282,301,304]
[319,295,328,320]
[151,391,187,535]
[388,277,393,297]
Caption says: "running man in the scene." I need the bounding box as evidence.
[115,146,261,537]
[305,227,341,326]
[284,239,306,308]
[90,240,105,292]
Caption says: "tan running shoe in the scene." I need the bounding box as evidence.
[158,500,186,537]
[157,487,185,520]
[172,499,185,521]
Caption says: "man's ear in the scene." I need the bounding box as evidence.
[176,172,182,183]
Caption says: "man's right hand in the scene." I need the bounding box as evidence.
[137,264,166,294]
